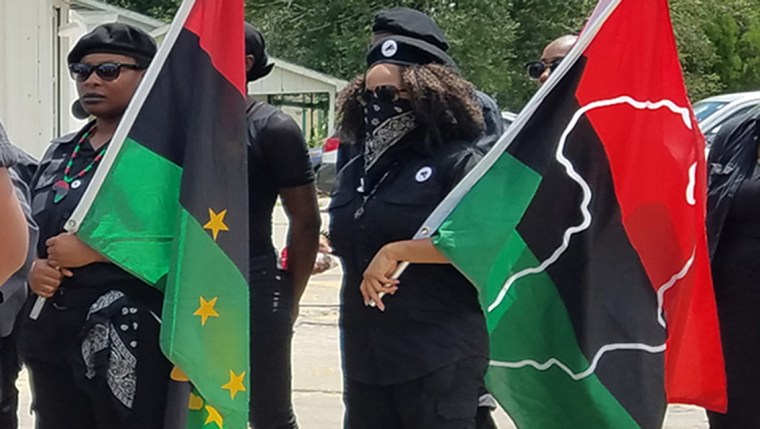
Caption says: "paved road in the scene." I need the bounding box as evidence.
[16,201,710,428]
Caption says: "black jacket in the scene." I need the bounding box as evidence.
[706,111,760,259]
[329,140,488,385]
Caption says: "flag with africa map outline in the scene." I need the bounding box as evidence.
[422,0,727,427]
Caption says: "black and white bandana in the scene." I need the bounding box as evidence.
[363,97,416,174]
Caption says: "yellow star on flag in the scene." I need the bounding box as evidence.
[221,370,247,400]
[170,366,190,382]
[193,296,219,326]
[203,208,229,241]
[204,404,224,428]
[188,392,204,411]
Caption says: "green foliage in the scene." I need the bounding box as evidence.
[102,0,180,21]
[110,0,760,110]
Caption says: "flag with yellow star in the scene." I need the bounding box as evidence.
[66,0,250,427]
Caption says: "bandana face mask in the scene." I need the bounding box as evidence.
[360,85,416,173]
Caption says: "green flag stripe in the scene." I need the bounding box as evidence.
[163,208,248,429]
[78,137,181,286]
[433,153,637,427]
[485,238,637,428]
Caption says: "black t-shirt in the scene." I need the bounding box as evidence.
[329,140,488,385]
[246,101,314,262]
[30,124,161,309]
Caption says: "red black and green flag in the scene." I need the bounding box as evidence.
[67,0,249,427]
[419,0,727,426]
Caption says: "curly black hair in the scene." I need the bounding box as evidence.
[337,64,484,150]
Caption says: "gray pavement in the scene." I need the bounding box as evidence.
[16,200,710,428]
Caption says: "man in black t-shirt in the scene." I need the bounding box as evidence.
[244,24,321,429]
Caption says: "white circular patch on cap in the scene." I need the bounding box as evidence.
[382,40,398,58]
[415,166,433,182]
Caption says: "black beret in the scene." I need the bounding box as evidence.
[372,7,450,52]
[367,36,457,71]
[244,23,275,82]
[67,23,157,66]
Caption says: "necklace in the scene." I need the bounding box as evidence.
[52,129,108,204]
[353,164,397,220]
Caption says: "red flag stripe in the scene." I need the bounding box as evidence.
[184,0,247,97]
[575,0,726,411]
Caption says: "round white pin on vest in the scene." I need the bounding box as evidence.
[415,166,433,183]
[71,179,82,189]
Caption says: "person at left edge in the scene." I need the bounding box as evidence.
[18,23,172,429]
[244,23,321,429]
[0,121,38,429]
[0,124,29,285]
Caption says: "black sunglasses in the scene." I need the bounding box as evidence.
[359,85,408,104]
[69,62,146,82]
[525,58,564,80]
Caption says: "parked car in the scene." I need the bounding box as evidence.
[694,91,760,146]
[308,146,322,173]
[315,133,340,195]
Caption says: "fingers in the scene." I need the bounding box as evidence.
[29,260,67,298]
[32,282,59,298]
[360,277,400,312]
[360,279,385,311]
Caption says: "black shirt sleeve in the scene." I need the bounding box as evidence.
[259,113,315,188]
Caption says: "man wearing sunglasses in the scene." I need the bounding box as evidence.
[526,34,578,85]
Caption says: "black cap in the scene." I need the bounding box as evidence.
[68,23,157,66]
[245,23,275,82]
[372,7,450,52]
[367,36,456,70]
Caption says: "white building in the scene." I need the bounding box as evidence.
[0,0,346,158]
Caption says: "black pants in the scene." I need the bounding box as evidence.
[707,238,760,429]
[250,258,298,429]
[18,293,171,429]
[344,356,489,429]
[0,326,20,429]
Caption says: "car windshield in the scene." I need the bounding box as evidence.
[692,101,729,122]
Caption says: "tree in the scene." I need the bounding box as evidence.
[102,0,180,21]
[107,0,760,110]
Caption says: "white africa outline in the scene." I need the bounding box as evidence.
[487,96,699,380]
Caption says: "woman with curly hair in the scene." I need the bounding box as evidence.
[329,36,489,429]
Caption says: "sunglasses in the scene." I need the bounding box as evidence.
[359,85,408,104]
[69,62,146,82]
[525,58,564,80]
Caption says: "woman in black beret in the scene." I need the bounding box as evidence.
[329,37,489,429]
[18,23,172,429]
